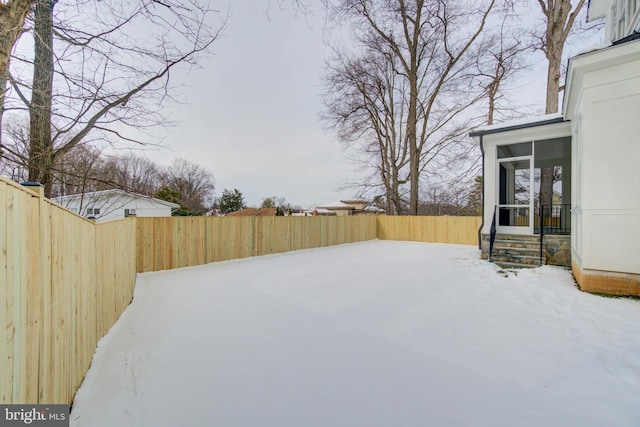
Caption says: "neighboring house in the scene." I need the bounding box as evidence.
[470,0,640,296]
[316,201,357,216]
[52,189,180,222]
[316,200,385,216]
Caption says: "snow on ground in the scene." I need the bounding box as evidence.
[70,240,640,427]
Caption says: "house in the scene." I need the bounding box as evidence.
[52,189,180,222]
[316,199,385,216]
[316,201,358,216]
[470,0,640,296]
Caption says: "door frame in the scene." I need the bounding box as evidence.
[496,152,534,235]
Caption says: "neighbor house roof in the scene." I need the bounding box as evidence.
[316,201,355,210]
[52,189,181,209]
[226,208,276,217]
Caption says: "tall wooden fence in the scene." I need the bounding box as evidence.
[2,175,480,405]
[0,177,137,405]
[135,215,482,273]
[377,216,482,245]
[136,215,377,272]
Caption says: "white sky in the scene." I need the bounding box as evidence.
[142,3,357,208]
[140,2,602,208]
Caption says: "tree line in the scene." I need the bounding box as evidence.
[2,144,217,215]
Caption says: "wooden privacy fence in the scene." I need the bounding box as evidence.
[1,174,481,405]
[376,216,482,245]
[0,177,137,405]
[136,215,482,272]
[136,215,378,272]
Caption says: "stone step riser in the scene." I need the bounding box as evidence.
[488,234,553,268]
[493,234,541,242]
[491,255,541,265]
[494,261,538,269]
[493,242,540,250]
[493,248,540,257]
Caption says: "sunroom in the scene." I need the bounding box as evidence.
[471,115,572,267]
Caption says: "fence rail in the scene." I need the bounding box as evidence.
[1,174,480,405]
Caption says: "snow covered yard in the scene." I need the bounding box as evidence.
[70,240,640,427]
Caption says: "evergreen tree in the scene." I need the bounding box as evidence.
[219,188,246,215]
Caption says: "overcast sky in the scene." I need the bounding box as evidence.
[139,3,355,208]
[140,2,601,208]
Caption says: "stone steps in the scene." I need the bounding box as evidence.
[490,234,543,269]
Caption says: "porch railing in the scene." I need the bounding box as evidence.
[489,205,497,261]
[536,204,571,235]
[537,203,571,266]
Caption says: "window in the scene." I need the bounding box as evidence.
[124,209,136,217]
[86,207,100,216]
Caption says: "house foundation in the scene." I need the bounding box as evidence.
[572,261,640,297]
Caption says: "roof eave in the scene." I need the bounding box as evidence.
[469,116,566,138]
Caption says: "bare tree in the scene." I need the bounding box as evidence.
[100,154,161,197]
[324,0,497,215]
[535,0,590,208]
[160,158,215,214]
[51,144,105,197]
[536,0,588,115]
[476,3,530,125]
[2,0,224,196]
[323,50,410,215]
[0,1,33,79]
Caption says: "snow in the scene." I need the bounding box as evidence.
[471,112,564,135]
[575,42,612,56]
[70,240,640,427]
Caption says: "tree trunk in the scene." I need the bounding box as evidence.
[27,0,55,196]
[0,67,8,156]
[540,48,560,209]
[0,1,33,79]
[544,43,562,115]
[406,0,422,216]
[408,70,419,215]
[540,3,568,213]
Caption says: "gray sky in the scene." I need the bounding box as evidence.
[143,3,357,208]
[142,2,601,209]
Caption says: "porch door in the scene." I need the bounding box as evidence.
[497,155,534,234]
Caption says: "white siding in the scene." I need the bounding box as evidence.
[53,191,177,222]
[566,46,640,274]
